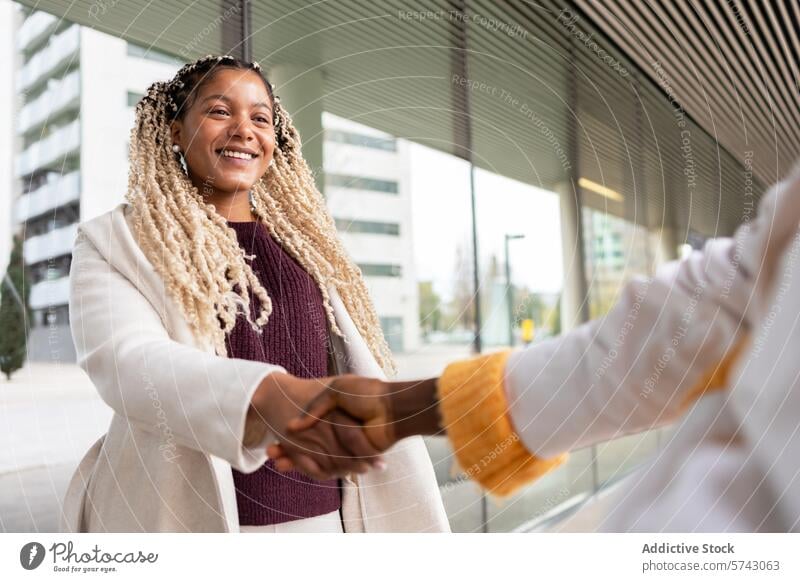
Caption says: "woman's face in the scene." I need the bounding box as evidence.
[169,68,275,198]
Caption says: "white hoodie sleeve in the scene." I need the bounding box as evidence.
[504,165,800,458]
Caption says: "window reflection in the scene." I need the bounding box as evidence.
[582,208,655,319]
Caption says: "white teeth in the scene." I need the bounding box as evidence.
[220,150,255,159]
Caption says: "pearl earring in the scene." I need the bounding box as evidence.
[248,190,257,213]
[171,144,188,175]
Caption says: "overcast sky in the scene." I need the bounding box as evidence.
[408,142,564,302]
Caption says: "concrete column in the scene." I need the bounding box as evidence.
[79,28,130,221]
[556,181,590,332]
[267,64,325,195]
[220,0,247,61]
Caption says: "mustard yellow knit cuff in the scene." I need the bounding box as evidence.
[679,333,750,412]
[438,349,568,497]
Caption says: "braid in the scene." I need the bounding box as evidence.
[126,54,396,374]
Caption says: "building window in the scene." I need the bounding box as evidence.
[34,304,70,327]
[380,316,404,353]
[326,173,398,194]
[325,129,397,151]
[127,91,144,107]
[334,218,400,236]
[24,202,79,238]
[358,263,402,277]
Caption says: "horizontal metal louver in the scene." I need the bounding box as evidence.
[17,0,780,236]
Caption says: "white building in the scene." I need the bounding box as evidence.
[12,7,181,361]
[323,112,420,354]
[0,0,17,277]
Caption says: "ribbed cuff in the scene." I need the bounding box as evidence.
[678,333,750,412]
[437,350,567,497]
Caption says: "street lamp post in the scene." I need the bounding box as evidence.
[504,233,525,347]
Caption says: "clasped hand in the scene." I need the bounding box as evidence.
[250,372,440,480]
[249,373,393,481]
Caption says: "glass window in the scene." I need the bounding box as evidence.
[582,208,655,319]
[334,218,400,236]
[326,173,398,194]
[325,129,397,152]
[379,317,404,352]
[127,91,143,107]
[357,263,402,277]
[475,172,565,351]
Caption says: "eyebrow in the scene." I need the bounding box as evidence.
[201,94,272,111]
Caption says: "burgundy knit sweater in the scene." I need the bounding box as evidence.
[226,220,341,526]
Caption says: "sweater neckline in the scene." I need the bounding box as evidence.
[226,220,260,226]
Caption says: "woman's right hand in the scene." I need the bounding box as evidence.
[247,372,384,480]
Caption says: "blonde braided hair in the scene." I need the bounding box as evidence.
[125,54,395,374]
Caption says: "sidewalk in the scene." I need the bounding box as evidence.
[0,363,111,532]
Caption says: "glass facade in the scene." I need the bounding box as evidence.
[6,1,768,533]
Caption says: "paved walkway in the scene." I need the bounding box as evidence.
[0,363,110,532]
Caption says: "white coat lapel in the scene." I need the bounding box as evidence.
[326,287,450,532]
[78,203,240,532]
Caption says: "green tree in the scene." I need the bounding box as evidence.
[418,281,442,337]
[513,287,561,338]
[513,286,546,322]
[0,234,31,380]
[549,297,561,336]
[442,243,476,331]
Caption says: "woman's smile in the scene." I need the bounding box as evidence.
[216,146,261,166]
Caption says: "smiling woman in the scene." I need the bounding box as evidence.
[62,54,448,533]
[128,55,390,366]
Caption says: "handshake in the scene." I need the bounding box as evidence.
[246,372,442,480]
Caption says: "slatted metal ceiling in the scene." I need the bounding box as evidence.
[19,0,785,236]
[575,0,799,189]
[571,24,753,236]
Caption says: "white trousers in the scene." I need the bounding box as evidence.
[238,510,344,533]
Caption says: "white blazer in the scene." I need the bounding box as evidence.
[61,203,450,533]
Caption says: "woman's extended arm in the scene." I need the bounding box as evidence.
[69,231,284,473]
